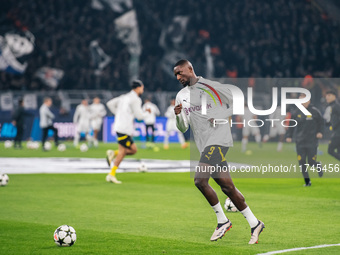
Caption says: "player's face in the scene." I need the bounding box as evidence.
[326,94,336,104]
[136,85,144,96]
[174,65,192,87]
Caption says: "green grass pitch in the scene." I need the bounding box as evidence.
[0,141,340,254]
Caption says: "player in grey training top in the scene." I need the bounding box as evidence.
[174,59,264,244]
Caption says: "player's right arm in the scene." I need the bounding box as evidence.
[175,97,189,133]
[106,96,121,115]
[73,106,79,123]
[131,98,149,121]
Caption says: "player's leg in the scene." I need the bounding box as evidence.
[106,144,126,184]
[41,127,48,150]
[196,145,232,241]
[93,129,99,147]
[15,125,23,148]
[297,146,310,186]
[145,124,151,142]
[151,124,155,143]
[194,165,232,241]
[177,131,188,149]
[51,125,59,146]
[307,146,323,177]
[73,124,81,147]
[163,130,170,149]
[211,145,264,244]
[107,134,134,184]
[328,136,340,160]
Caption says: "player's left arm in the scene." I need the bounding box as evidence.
[132,98,149,120]
[314,107,324,138]
[100,104,107,117]
[154,104,160,116]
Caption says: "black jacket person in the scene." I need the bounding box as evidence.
[286,99,324,186]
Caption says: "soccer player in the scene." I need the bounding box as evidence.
[241,105,262,153]
[286,94,324,186]
[173,59,264,243]
[163,98,188,149]
[73,99,92,147]
[105,80,150,184]
[12,98,31,149]
[324,90,340,160]
[142,98,160,144]
[90,97,107,147]
[39,97,59,150]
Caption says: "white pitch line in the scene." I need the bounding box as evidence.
[257,243,340,255]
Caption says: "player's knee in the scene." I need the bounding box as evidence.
[194,178,208,190]
[221,183,236,196]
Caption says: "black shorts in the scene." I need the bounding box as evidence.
[116,132,134,148]
[200,145,229,166]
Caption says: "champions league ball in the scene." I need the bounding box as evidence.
[4,140,13,148]
[139,162,148,173]
[57,144,66,152]
[44,141,52,151]
[224,197,238,212]
[0,173,9,186]
[53,225,77,247]
[79,143,88,152]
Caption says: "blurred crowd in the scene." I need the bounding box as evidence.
[1,0,340,91]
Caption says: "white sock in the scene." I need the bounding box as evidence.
[255,134,261,144]
[74,132,80,147]
[240,206,258,228]
[277,142,283,152]
[212,202,228,224]
[242,138,248,152]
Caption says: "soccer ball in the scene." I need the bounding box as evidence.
[44,141,52,151]
[57,144,66,152]
[139,162,148,173]
[0,173,9,186]
[4,140,13,148]
[32,141,40,149]
[224,197,238,212]
[53,225,76,247]
[79,143,88,152]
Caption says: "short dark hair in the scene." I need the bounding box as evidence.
[326,90,337,97]
[131,79,144,89]
[174,59,190,68]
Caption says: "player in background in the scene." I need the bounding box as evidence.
[142,98,160,146]
[241,105,262,153]
[163,98,188,150]
[39,97,59,150]
[324,90,340,160]
[286,94,324,186]
[90,97,107,147]
[12,98,31,149]
[73,99,92,147]
[174,59,264,244]
[262,106,286,152]
[106,80,150,184]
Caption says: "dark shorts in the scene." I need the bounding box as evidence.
[200,145,229,166]
[117,132,134,148]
